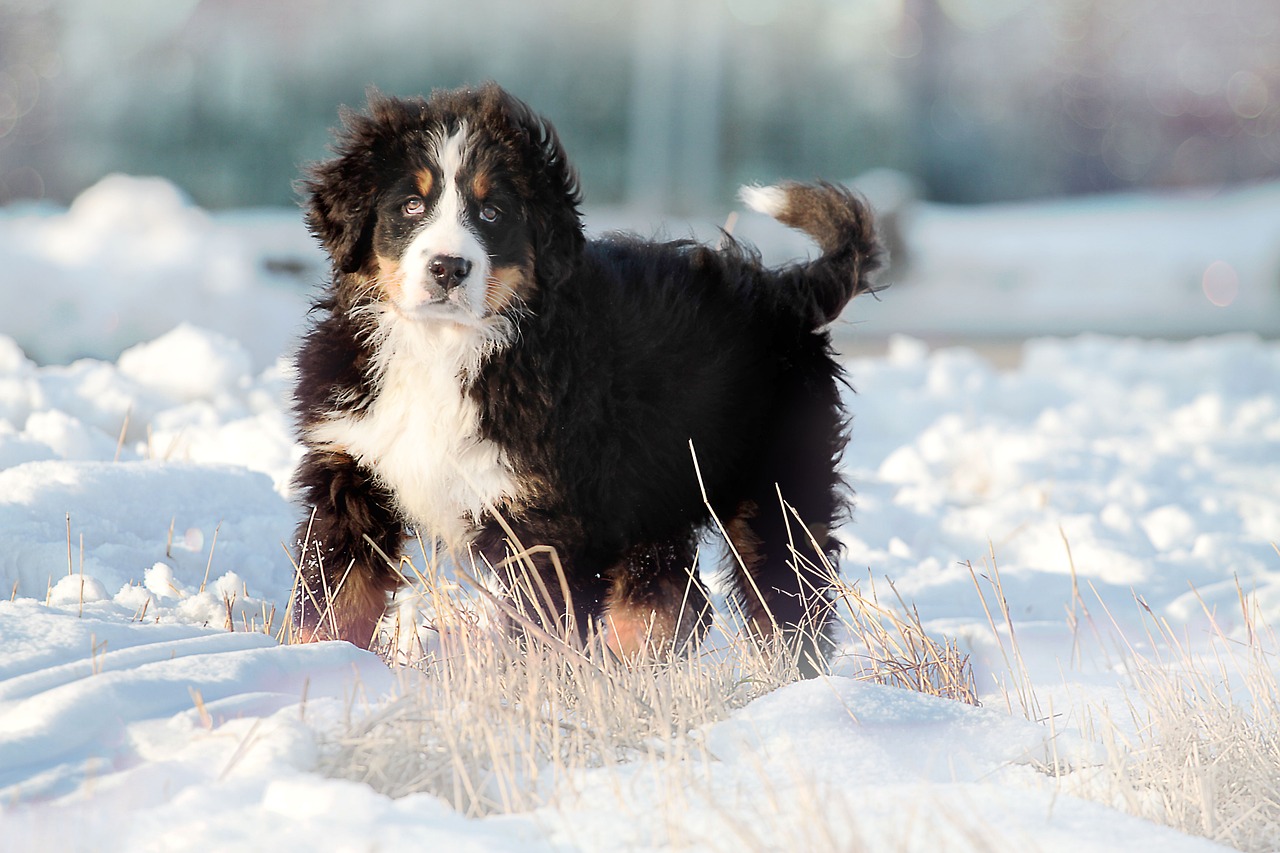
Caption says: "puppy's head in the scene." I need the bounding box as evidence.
[304,84,583,324]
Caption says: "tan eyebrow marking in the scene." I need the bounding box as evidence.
[414,168,434,198]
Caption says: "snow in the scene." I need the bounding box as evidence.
[0,175,318,370]
[869,185,1280,338]
[536,680,1223,851]
[3,174,1278,849]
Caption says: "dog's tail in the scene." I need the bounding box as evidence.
[739,181,883,326]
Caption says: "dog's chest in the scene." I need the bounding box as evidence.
[309,327,519,545]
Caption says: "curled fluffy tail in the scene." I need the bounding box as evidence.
[740,181,882,325]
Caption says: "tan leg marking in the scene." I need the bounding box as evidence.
[601,571,707,662]
[725,501,776,638]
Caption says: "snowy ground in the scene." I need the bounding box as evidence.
[2,176,1279,850]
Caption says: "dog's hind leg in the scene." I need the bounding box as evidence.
[600,537,711,662]
[725,498,840,677]
[291,450,406,648]
[724,372,848,677]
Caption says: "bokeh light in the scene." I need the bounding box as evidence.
[1202,260,1240,308]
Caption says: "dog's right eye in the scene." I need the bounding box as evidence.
[403,196,426,217]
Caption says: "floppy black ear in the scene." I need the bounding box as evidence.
[301,96,399,275]
[480,84,584,287]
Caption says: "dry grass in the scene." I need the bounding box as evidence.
[955,542,1280,852]
[310,531,978,832]
[833,569,978,707]
[303,520,1280,851]
[1068,581,1280,852]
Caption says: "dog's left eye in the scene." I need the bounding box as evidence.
[479,204,500,223]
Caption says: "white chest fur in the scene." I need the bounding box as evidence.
[307,317,519,547]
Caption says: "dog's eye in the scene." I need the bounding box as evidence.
[479,204,500,223]
[403,196,426,217]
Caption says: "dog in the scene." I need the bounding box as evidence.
[290,83,881,672]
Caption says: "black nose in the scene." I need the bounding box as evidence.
[428,255,472,290]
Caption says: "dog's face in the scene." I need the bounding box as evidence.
[367,123,535,323]
[305,84,583,324]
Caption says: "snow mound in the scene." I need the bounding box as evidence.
[118,323,253,402]
[0,174,319,369]
[0,459,295,609]
[61,174,206,247]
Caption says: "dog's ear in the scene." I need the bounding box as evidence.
[301,94,401,276]
[481,84,584,288]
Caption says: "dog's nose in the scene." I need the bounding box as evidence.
[428,255,472,291]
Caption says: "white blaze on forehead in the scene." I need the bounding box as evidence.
[395,123,494,320]
[437,124,468,190]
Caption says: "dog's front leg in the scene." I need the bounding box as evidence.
[469,519,606,647]
[290,449,405,648]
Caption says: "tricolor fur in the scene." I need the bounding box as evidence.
[291,83,881,672]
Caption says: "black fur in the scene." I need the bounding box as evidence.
[290,83,881,672]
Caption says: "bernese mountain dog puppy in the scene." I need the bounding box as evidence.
[291,83,880,673]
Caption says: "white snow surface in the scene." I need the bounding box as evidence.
[3,175,1278,850]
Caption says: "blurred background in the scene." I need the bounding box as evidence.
[3,0,1278,211]
[1,0,1279,363]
